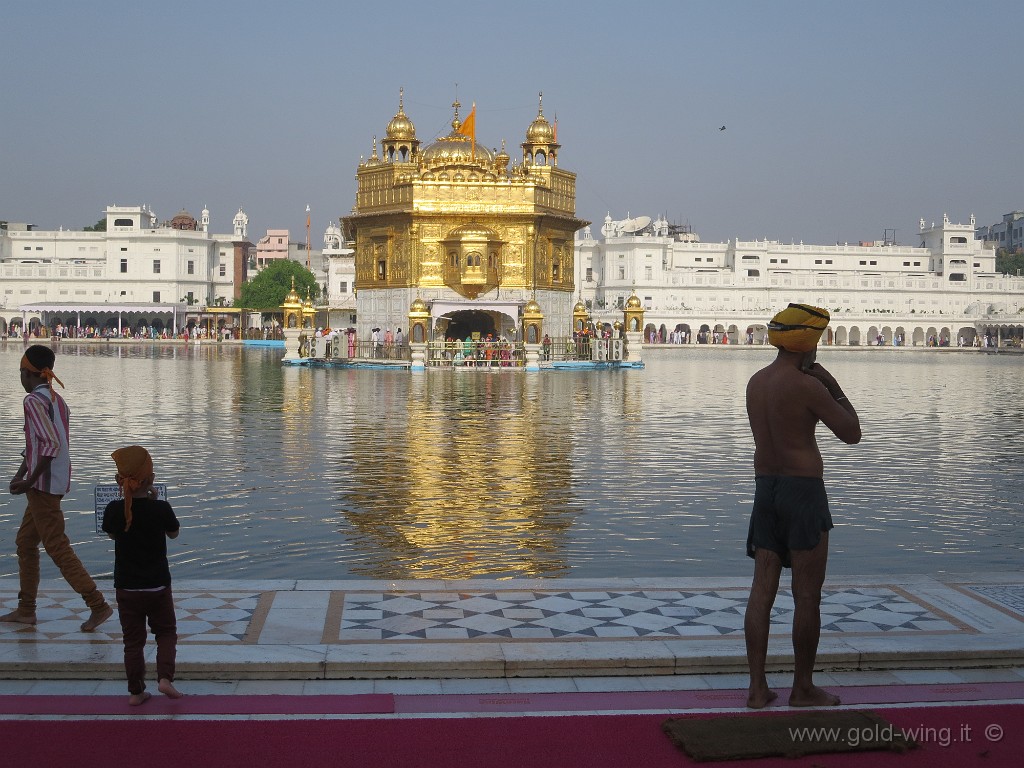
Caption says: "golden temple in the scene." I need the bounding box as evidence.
[342,90,588,343]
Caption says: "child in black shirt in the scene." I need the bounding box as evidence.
[102,445,183,706]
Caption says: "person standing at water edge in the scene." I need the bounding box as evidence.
[1,345,113,632]
[102,445,183,706]
[743,304,861,709]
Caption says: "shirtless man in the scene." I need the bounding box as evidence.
[744,304,861,709]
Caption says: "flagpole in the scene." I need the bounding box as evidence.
[305,205,311,270]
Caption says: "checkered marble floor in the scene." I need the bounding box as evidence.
[2,576,1022,681]
[2,577,1020,647]
[331,587,962,642]
[0,591,262,644]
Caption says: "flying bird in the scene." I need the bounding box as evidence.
[719,125,726,131]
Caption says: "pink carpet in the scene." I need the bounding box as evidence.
[1,704,1019,767]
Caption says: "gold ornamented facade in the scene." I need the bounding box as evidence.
[342,91,588,341]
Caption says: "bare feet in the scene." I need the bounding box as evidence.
[158,678,183,699]
[746,686,779,709]
[789,685,841,707]
[80,604,113,632]
[0,609,36,626]
[128,691,152,706]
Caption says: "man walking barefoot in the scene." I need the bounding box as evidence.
[744,305,861,708]
[1,345,112,633]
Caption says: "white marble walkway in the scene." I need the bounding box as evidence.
[1,573,1022,680]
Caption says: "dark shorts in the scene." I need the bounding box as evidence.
[746,475,833,568]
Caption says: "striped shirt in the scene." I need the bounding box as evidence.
[22,385,72,495]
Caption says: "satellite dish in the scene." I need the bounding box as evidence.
[619,216,651,234]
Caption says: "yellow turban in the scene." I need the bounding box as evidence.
[111,446,154,531]
[767,303,830,353]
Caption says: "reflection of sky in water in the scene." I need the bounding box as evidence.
[0,343,1021,581]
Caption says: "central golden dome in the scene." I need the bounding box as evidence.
[421,134,494,165]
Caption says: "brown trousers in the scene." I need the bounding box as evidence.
[14,488,106,613]
[115,587,177,695]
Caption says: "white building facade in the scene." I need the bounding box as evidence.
[0,205,252,335]
[322,222,356,328]
[576,213,1024,347]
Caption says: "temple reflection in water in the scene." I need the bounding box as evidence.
[333,370,578,579]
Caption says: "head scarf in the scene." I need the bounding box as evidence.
[767,303,830,353]
[21,348,65,402]
[111,446,154,531]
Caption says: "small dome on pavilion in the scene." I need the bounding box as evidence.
[386,90,416,141]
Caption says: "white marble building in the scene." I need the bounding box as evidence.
[322,221,356,328]
[575,213,1024,346]
[0,205,253,335]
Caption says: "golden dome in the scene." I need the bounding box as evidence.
[525,93,555,144]
[421,134,494,165]
[526,113,554,144]
[410,296,428,313]
[523,299,542,314]
[495,139,510,165]
[625,293,642,309]
[573,298,587,313]
[303,288,315,309]
[386,90,416,141]
[283,277,301,304]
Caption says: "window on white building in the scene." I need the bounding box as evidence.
[645,266,652,280]
[187,260,194,275]
[153,260,161,274]
[219,265,226,277]
[120,259,127,273]
[618,266,625,279]
[153,291,161,302]
[339,281,348,293]
[585,268,593,281]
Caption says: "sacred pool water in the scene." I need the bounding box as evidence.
[0,342,1021,581]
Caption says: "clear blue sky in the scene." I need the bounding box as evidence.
[2,0,1020,246]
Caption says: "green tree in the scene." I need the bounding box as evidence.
[236,259,320,308]
[995,247,1024,276]
[83,218,106,232]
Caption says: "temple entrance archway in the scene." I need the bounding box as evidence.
[442,310,497,341]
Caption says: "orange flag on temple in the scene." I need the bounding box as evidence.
[457,103,476,139]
